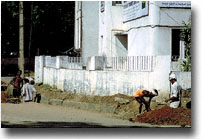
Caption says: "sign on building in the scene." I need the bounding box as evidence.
[123,1,149,22]
[159,1,191,8]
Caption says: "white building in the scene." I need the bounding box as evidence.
[74,1,99,64]
[34,1,191,99]
[75,1,191,61]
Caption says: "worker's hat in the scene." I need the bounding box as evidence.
[151,89,158,96]
[169,73,176,80]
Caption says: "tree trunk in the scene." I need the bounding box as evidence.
[28,2,33,76]
[19,1,24,77]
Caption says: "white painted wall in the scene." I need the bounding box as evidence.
[81,2,99,64]
[42,66,171,99]
[98,1,191,58]
[35,56,191,100]
[99,1,126,57]
[128,27,153,56]
[128,27,172,56]
[159,8,191,26]
[34,56,45,83]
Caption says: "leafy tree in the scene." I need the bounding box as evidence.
[1,1,75,57]
[180,17,191,72]
[1,1,19,57]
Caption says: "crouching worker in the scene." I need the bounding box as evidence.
[22,79,36,102]
[30,80,41,103]
[133,89,158,114]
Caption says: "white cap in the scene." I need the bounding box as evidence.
[151,89,158,96]
[169,73,176,80]
[25,77,34,82]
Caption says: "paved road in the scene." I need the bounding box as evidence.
[1,102,142,128]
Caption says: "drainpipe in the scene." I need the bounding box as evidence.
[149,1,160,56]
[74,1,82,56]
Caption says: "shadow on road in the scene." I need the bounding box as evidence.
[1,121,144,128]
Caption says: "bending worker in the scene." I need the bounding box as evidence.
[133,89,158,114]
[165,73,181,108]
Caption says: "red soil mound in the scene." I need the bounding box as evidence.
[134,106,191,126]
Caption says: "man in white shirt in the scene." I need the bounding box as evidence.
[22,78,36,102]
[165,73,181,108]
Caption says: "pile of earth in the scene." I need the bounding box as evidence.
[34,84,164,120]
[132,105,191,126]
[35,84,134,105]
[181,88,191,98]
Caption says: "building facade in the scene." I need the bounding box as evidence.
[34,1,191,99]
[74,1,100,64]
[75,1,191,61]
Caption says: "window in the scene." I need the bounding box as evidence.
[112,1,123,6]
[171,29,185,61]
[115,34,128,56]
[142,1,146,9]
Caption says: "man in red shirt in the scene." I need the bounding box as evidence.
[133,89,158,114]
[10,70,23,98]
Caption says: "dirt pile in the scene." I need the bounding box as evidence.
[1,93,7,103]
[35,85,165,119]
[35,85,191,122]
[181,88,191,98]
[133,106,191,126]
[181,88,191,109]
[35,85,132,105]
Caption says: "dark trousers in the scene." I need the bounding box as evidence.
[135,97,150,114]
[13,89,21,98]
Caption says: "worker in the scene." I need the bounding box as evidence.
[165,73,182,108]
[10,70,23,98]
[22,78,36,102]
[133,89,158,114]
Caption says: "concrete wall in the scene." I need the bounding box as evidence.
[35,56,45,83]
[159,8,191,26]
[43,67,170,99]
[128,27,172,56]
[173,71,191,89]
[35,55,191,100]
[128,27,153,56]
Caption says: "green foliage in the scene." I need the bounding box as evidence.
[1,1,75,57]
[180,17,191,72]
[1,1,19,17]
[43,84,51,88]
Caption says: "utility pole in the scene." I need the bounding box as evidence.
[28,2,33,76]
[19,1,24,77]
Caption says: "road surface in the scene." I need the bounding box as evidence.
[1,102,140,128]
